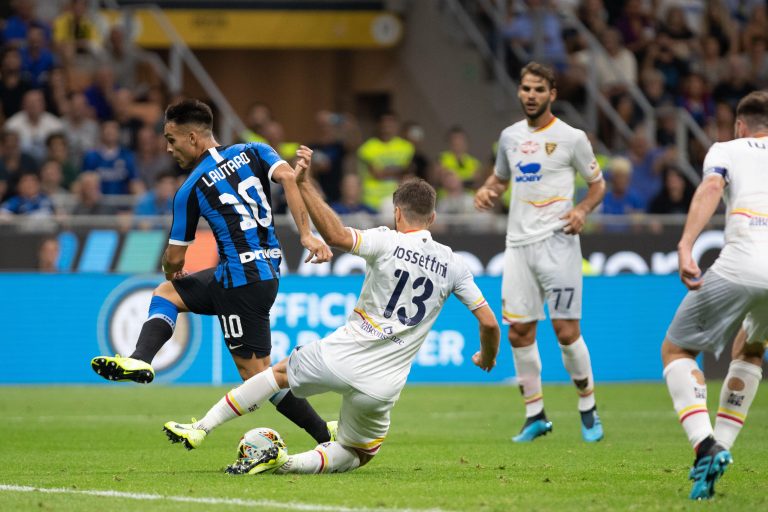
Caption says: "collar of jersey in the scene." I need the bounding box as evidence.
[401,229,432,239]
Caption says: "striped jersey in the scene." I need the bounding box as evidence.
[495,117,602,247]
[319,226,487,401]
[169,143,286,288]
[703,137,768,287]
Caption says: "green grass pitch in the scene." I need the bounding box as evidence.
[1,383,766,511]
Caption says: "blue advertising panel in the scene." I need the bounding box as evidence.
[0,274,687,384]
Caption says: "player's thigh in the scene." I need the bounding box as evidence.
[666,271,752,357]
[286,335,351,399]
[537,232,583,320]
[337,390,394,461]
[501,246,545,323]
[212,278,279,360]
[171,267,217,314]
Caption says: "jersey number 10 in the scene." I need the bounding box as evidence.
[218,176,272,230]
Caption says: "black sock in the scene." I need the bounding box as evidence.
[580,406,597,429]
[274,391,330,443]
[523,410,547,428]
[129,318,173,364]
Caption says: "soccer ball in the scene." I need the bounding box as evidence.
[236,427,286,460]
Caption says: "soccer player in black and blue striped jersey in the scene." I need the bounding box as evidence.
[92,99,337,445]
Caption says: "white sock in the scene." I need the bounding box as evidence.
[512,342,544,417]
[560,336,596,411]
[663,357,713,449]
[195,369,280,432]
[277,442,362,474]
[714,360,762,450]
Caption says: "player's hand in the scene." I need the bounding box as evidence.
[560,207,587,235]
[302,234,333,264]
[472,351,496,372]
[293,145,313,184]
[678,247,702,290]
[474,187,499,211]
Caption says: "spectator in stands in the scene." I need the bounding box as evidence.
[592,28,638,95]
[0,129,38,200]
[53,0,103,63]
[62,91,99,165]
[20,24,56,88]
[698,36,728,90]
[658,6,697,60]
[438,126,481,190]
[402,121,431,183]
[724,0,765,29]
[2,0,50,48]
[739,4,768,53]
[600,156,643,215]
[45,132,78,189]
[330,173,376,215]
[713,55,755,109]
[677,73,715,127]
[502,0,568,73]
[84,65,116,121]
[647,164,694,214]
[241,101,272,143]
[644,32,690,93]
[577,0,608,37]
[745,36,768,89]
[712,101,736,142]
[640,68,675,108]
[134,170,175,221]
[614,0,655,61]
[308,110,358,204]
[42,66,69,117]
[357,111,414,213]
[112,88,144,150]
[436,169,475,215]
[0,171,54,217]
[103,24,139,90]
[39,159,69,213]
[82,119,141,196]
[0,48,32,121]
[135,125,173,189]
[625,129,666,210]
[4,89,64,163]
[37,236,60,272]
[703,1,738,56]
[71,171,115,215]
[262,120,299,162]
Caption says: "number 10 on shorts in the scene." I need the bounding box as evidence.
[219,314,243,338]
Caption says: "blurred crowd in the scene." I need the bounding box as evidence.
[2,0,760,226]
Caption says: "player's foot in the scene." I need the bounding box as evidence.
[91,355,154,384]
[225,444,288,475]
[512,412,553,442]
[580,406,604,443]
[689,437,733,500]
[163,419,207,450]
[326,421,339,442]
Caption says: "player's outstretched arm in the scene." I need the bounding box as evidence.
[470,305,500,372]
[474,174,509,211]
[272,160,332,264]
[293,146,355,252]
[677,174,725,290]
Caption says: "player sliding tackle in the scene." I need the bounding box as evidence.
[661,90,768,500]
[164,147,501,475]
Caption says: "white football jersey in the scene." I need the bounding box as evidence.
[495,117,602,247]
[703,138,768,287]
[318,227,487,401]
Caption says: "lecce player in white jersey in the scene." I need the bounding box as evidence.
[661,90,768,500]
[475,62,606,443]
[163,146,501,475]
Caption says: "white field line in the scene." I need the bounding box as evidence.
[0,484,449,512]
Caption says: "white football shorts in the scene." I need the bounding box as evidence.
[286,333,394,456]
[501,231,583,323]
[666,270,768,357]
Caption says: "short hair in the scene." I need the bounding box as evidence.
[393,178,436,224]
[164,99,213,131]
[736,91,768,130]
[521,62,557,90]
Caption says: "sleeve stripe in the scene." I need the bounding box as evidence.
[268,160,288,182]
[168,239,193,246]
[469,297,488,310]
[352,229,363,253]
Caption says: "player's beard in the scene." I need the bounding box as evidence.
[521,99,551,123]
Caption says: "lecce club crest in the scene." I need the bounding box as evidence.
[545,142,557,155]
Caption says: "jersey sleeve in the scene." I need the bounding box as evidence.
[572,130,602,183]
[248,142,288,183]
[452,256,488,311]
[348,226,392,261]
[494,130,512,180]
[702,143,731,184]
[168,180,201,246]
